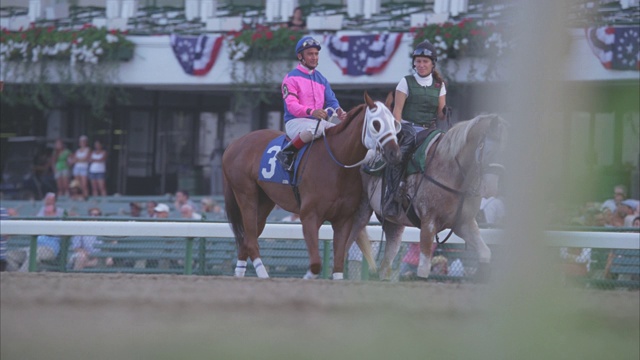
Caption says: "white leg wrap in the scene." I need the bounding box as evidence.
[234,260,247,277]
[332,272,344,280]
[417,252,431,278]
[252,258,269,278]
[303,270,319,280]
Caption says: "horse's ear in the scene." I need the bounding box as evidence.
[364,91,375,109]
[384,92,393,108]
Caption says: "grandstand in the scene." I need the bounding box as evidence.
[0,0,638,201]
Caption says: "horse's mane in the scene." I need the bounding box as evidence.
[325,104,366,135]
[437,114,504,161]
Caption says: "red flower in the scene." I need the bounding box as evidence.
[444,33,451,38]
[47,26,55,33]
[289,35,296,41]
[109,29,118,35]
[251,32,262,42]
[265,31,273,40]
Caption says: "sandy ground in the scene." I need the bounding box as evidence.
[1,272,638,360]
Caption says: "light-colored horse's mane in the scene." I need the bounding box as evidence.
[436,114,503,161]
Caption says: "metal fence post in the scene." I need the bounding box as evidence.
[185,237,193,275]
[59,236,70,272]
[198,237,206,275]
[28,235,37,272]
[322,240,331,279]
[361,257,369,281]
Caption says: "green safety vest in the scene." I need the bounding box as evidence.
[401,75,441,126]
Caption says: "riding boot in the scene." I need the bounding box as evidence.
[382,123,416,217]
[276,134,305,171]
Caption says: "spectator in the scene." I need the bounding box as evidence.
[88,139,108,197]
[0,207,7,271]
[632,216,640,227]
[477,196,506,226]
[51,138,72,198]
[68,208,110,270]
[286,6,306,31]
[6,203,63,272]
[36,192,65,217]
[600,184,627,213]
[174,189,196,212]
[180,204,202,220]
[129,202,143,217]
[154,203,170,219]
[146,201,158,218]
[200,197,225,219]
[68,180,85,201]
[431,254,449,276]
[69,135,91,199]
[560,247,592,280]
[399,243,420,279]
[621,199,640,227]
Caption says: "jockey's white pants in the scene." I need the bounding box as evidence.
[285,118,336,143]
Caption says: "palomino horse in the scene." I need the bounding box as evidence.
[222,93,401,279]
[350,114,507,280]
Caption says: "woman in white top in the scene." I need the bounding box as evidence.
[88,139,108,197]
[70,135,91,199]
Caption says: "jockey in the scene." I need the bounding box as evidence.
[383,40,448,217]
[275,36,347,171]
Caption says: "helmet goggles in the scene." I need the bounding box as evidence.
[302,38,321,48]
[413,48,435,57]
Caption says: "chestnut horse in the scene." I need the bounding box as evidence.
[222,93,401,279]
[350,114,508,281]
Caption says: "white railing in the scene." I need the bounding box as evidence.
[1,220,639,249]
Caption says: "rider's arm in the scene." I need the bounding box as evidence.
[437,82,447,120]
[393,90,407,123]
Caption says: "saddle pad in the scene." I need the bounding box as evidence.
[362,129,444,177]
[406,130,444,175]
[258,135,308,185]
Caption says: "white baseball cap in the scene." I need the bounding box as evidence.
[154,203,170,213]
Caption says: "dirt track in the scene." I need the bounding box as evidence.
[1,272,638,360]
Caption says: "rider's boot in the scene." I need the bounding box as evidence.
[383,162,405,217]
[276,134,305,171]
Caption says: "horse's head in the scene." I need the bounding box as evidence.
[363,92,401,165]
[437,114,507,195]
[476,115,507,197]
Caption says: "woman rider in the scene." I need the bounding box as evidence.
[383,40,448,217]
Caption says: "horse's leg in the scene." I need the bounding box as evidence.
[330,219,355,280]
[379,221,405,281]
[300,216,323,279]
[454,220,491,282]
[234,189,270,279]
[417,220,437,279]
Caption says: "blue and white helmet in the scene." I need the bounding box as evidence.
[295,36,322,57]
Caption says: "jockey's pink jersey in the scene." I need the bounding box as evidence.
[281,64,341,122]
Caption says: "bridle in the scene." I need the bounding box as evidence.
[322,102,398,168]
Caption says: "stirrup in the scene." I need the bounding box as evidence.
[276,150,294,170]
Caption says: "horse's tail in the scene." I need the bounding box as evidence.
[223,177,244,246]
[356,228,377,272]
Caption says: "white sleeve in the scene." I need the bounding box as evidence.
[395,78,409,95]
[440,82,447,97]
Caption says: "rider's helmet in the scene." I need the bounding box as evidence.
[295,36,322,57]
[412,40,438,65]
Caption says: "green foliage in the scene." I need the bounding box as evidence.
[227,25,303,62]
[411,18,509,60]
[1,25,134,63]
[0,25,135,118]
[226,25,305,110]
